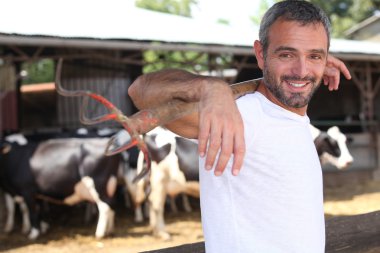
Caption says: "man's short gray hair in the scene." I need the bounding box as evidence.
[259,0,331,57]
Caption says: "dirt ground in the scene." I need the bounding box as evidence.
[3,180,380,253]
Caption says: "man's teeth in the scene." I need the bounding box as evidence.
[289,82,306,88]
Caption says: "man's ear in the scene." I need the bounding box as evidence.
[254,40,265,70]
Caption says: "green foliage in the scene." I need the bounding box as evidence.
[309,0,380,37]
[255,0,380,38]
[143,48,208,73]
[21,59,54,84]
[217,18,230,25]
[135,0,198,17]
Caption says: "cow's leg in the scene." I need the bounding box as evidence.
[133,150,149,223]
[81,176,115,238]
[105,205,115,235]
[144,201,150,218]
[84,203,97,224]
[23,193,42,240]
[134,204,144,223]
[169,196,178,213]
[136,177,149,222]
[149,163,170,240]
[14,196,31,234]
[96,201,115,238]
[124,172,145,223]
[0,190,5,230]
[4,193,15,233]
[181,194,192,213]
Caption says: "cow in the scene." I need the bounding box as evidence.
[131,125,354,240]
[310,124,354,169]
[128,127,199,239]
[0,132,121,240]
[1,134,37,236]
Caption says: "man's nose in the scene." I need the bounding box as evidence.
[291,58,308,78]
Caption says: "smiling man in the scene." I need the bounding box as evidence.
[129,1,349,252]
[255,12,329,115]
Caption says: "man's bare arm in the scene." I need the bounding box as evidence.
[128,57,351,176]
[128,69,245,176]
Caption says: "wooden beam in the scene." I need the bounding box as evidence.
[347,65,366,95]
[325,211,380,253]
[373,77,380,98]
[142,211,380,253]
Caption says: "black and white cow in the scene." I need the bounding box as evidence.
[132,125,354,239]
[309,125,354,169]
[0,133,121,240]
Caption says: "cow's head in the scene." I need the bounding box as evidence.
[144,134,171,163]
[1,134,28,155]
[317,126,354,170]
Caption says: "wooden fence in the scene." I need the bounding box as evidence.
[142,211,380,253]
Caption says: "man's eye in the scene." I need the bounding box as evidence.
[310,55,322,60]
[279,54,292,59]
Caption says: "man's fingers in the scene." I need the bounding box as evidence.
[323,76,329,87]
[198,118,211,157]
[327,55,351,81]
[231,132,245,176]
[324,66,339,91]
[197,81,245,176]
[340,63,352,80]
[333,57,351,80]
[214,130,233,176]
[205,128,222,172]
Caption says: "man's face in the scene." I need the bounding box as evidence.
[255,20,328,115]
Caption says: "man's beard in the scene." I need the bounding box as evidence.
[263,63,321,108]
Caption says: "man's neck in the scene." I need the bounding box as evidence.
[256,81,308,116]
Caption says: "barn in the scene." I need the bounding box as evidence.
[0,3,379,184]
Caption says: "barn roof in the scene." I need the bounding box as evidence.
[1,0,380,60]
[345,12,380,37]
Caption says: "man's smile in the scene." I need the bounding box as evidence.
[284,80,310,90]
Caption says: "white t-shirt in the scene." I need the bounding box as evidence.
[199,92,325,253]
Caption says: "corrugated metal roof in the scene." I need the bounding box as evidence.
[1,0,380,59]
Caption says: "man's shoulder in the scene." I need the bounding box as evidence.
[236,93,262,115]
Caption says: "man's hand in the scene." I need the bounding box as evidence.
[323,55,352,91]
[198,79,245,176]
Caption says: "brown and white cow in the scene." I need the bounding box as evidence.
[131,127,199,239]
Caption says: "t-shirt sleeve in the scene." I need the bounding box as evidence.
[235,94,262,151]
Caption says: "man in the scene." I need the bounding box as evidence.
[129,1,350,252]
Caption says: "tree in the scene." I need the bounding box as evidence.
[21,59,54,84]
[255,0,380,38]
[309,0,380,37]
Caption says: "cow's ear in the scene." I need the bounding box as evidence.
[327,126,340,137]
